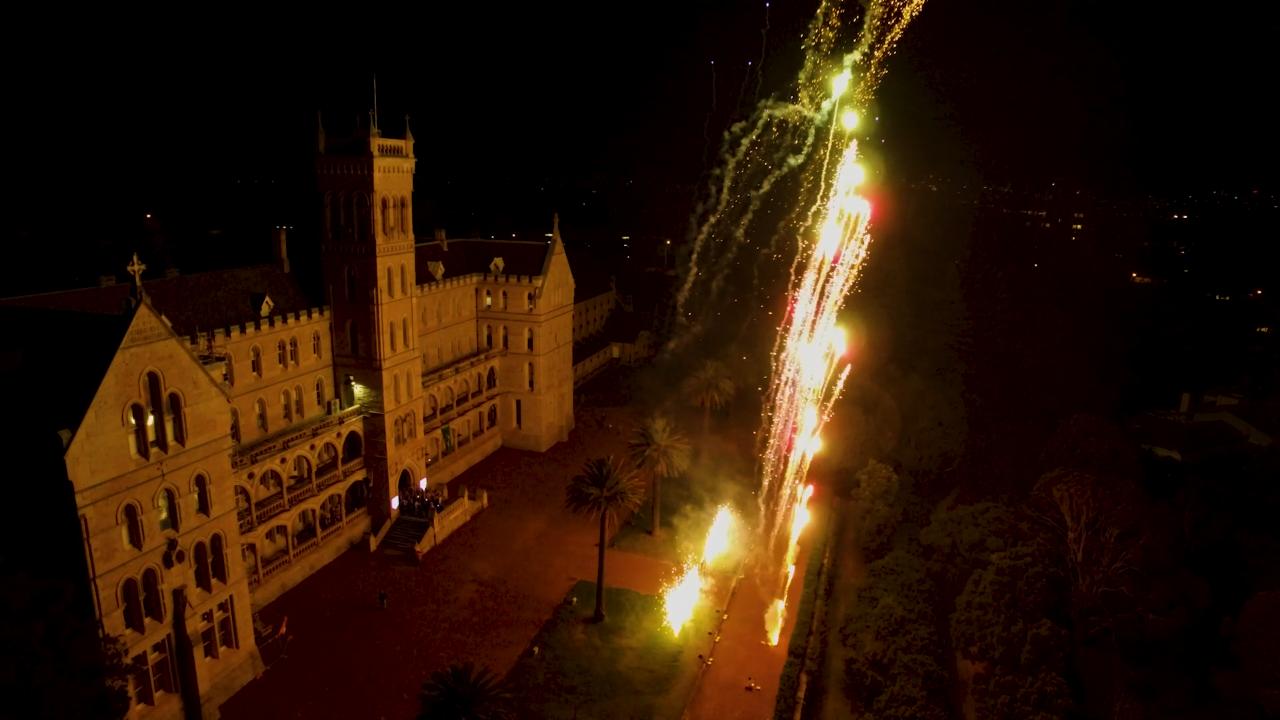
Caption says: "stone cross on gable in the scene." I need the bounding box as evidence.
[126,252,147,288]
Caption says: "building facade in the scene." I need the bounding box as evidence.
[2,121,579,719]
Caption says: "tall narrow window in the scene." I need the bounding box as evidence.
[386,266,395,298]
[200,610,218,659]
[255,398,268,432]
[123,503,144,550]
[294,384,304,418]
[485,325,492,349]
[402,318,410,349]
[216,598,238,651]
[528,362,535,390]
[381,197,390,236]
[142,568,163,621]
[527,292,534,311]
[167,393,185,446]
[312,331,322,358]
[251,346,262,376]
[400,264,407,296]
[315,378,325,407]
[211,533,227,584]
[282,389,293,423]
[484,289,492,308]
[488,404,497,429]
[390,322,398,352]
[501,290,508,310]
[195,475,211,517]
[230,408,241,443]
[158,489,179,532]
[501,326,508,349]
[130,403,149,459]
[398,197,408,236]
[526,329,534,351]
[486,367,496,390]
[146,372,167,452]
[194,542,211,592]
[225,354,235,386]
[122,578,144,632]
[276,340,286,367]
[394,375,401,405]
[289,337,299,365]
[515,399,522,429]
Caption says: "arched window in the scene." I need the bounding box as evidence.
[130,403,149,459]
[488,404,497,429]
[255,398,268,432]
[501,326,508,349]
[398,197,408,235]
[294,384,304,418]
[426,394,438,419]
[485,324,493,349]
[486,367,497,390]
[341,432,363,463]
[484,289,492,308]
[282,389,293,423]
[400,264,407,296]
[315,378,325,407]
[146,372,167,452]
[312,331,322,358]
[274,340,285,367]
[167,392,185,446]
[386,266,395,298]
[158,489,179,533]
[459,379,469,403]
[528,362,535,390]
[527,292,534,311]
[381,196,390,236]
[443,387,455,411]
[123,503,144,550]
[501,290,508,310]
[230,408,241,443]
[194,542,212,592]
[142,568,163,621]
[211,534,227,584]
[402,318,410,349]
[195,474,211,517]
[475,372,483,395]
[289,337,299,365]
[394,374,402,405]
[122,578,144,632]
[390,322,397,352]
[526,328,534,352]
[251,346,262,376]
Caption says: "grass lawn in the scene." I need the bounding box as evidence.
[504,581,721,719]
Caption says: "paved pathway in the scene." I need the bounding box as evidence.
[221,404,674,720]
[684,503,822,720]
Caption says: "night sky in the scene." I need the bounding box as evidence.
[5,0,1277,292]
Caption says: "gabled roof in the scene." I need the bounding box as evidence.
[415,239,552,282]
[0,305,133,439]
[0,264,317,337]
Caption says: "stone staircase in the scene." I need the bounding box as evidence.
[380,516,432,558]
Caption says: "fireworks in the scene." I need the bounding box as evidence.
[702,505,736,567]
[663,564,705,636]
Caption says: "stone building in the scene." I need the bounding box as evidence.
[0,120,582,718]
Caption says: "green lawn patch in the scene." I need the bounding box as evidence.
[504,581,718,719]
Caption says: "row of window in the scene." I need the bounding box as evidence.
[482,288,536,312]
[424,367,498,419]
[389,316,411,353]
[127,372,186,461]
[120,477,212,551]
[428,404,500,461]
[239,332,323,383]
[230,378,326,442]
[120,534,227,634]
[483,325,536,352]
[323,192,408,244]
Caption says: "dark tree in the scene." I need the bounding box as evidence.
[564,456,644,622]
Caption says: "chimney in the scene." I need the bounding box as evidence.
[274,227,290,273]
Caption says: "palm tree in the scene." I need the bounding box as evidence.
[565,456,644,622]
[419,662,511,720]
[682,360,735,435]
[628,415,691,536]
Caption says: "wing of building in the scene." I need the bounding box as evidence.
[0,119,658,719]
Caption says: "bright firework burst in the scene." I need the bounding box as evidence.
[662,564,705,636]
[701,504,736,567]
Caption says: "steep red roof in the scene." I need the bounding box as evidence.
[0,264,318,337]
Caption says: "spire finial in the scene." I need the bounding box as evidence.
[372,73,379,131]
[404,113,412,138]
[552,212,560,242]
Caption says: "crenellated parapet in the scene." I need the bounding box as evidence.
[187,307,332,350]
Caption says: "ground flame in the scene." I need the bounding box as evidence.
[662,564,705,636]
[702,505,736,567]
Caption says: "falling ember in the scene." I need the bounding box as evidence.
[662,564,705,636]
[702,505,736,567]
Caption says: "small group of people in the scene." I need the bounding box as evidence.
[403,488,445,520]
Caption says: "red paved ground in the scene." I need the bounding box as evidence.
[220,404,677,720]
[684,504,822,720]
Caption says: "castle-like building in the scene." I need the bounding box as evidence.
[0,121,595,718]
